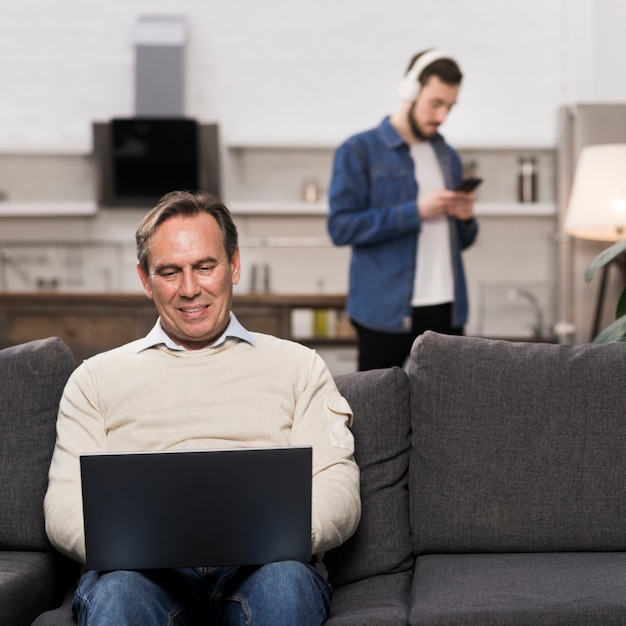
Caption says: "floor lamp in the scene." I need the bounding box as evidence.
[563,144,626,340]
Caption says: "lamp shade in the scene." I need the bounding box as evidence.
[564,144,626,242]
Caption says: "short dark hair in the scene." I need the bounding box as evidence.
[406,49,463,87]
[136,190,239,274]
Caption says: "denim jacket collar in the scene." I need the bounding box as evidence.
[378,116,445,152]
[378,117,405,149]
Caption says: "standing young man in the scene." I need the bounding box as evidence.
[328,49,479,371]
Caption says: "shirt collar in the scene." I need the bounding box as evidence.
[380,115,444,150]
[380,116,406,149]
[134,312,255,353]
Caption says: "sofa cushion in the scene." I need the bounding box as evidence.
[327,571,411,626]
[325,367,413,586]
[408,332,626,554]
[0,551,63,626]
[0,338,75,550]
[30,586,76,626]
[409,552,626,625]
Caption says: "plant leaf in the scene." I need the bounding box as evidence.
[585,238,626,283]
[592,314,626,343]
[617,288,626,320]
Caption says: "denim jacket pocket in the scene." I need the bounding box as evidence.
[371,163,409,180]
[371,164,414,206]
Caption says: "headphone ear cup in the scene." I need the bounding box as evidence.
[397,49,458,101]
[398,78,419,101]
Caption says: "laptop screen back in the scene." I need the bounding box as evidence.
[80,446,312,570]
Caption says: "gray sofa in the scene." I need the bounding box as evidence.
[0,338,76,626]
[3,331,626,625]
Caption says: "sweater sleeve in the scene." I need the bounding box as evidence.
[44,362,107,564]
[289,351,361,556]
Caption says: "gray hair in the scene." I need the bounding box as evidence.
[136,190,238,274]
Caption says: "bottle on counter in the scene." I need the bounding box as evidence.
[313,278,328,338]
[518,157,538,203]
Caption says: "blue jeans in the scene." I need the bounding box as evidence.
[72,561,332,625]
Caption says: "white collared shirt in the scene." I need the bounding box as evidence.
[134,312,256,353]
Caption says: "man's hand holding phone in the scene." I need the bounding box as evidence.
[454,177,483,193]
[418,178,481,221]
[448,177,481,221]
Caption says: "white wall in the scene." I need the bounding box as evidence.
[2,0,625,153]
[1,0,626,346]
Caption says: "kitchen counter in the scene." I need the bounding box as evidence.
[0,292,353,362]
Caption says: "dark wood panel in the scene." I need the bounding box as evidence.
[0,292,353,361]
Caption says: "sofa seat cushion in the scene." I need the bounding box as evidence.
[0,338,75,551]
[30,585,76,626]
[326,367,413,586]
[0,551,62,626]
[408,332,626,554]
[409,552,626,626]
[328,571,411,626]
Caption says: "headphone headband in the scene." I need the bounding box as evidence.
[398,49,458,101]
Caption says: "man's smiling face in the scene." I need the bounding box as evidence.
[137,212,241,350]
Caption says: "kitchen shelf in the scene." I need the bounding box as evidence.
[229,201,556,217]
[474,202,555,217]
[230,201,328,216]
[0,200,556,218]
[227,141,336,151]
[0,201,98,217]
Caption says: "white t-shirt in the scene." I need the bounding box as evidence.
[410,142,454,307]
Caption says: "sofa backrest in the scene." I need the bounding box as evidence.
[408,331,626,555]
[0,337,75,551]
[325,367,414,586]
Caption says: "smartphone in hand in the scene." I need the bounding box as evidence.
[454,177,483,193]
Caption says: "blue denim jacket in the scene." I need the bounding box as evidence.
[328,117,478,333]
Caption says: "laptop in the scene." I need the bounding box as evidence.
[80,446,312,571]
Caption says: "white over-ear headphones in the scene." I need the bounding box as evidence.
[398,49,459,101]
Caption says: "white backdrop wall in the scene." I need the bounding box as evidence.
[1,0,626,152]
[2,0,626,350]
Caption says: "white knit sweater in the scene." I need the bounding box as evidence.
[44,333,361,567]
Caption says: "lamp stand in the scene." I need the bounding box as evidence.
[591,251,626,340]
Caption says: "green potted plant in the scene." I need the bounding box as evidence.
[585,237,626,343]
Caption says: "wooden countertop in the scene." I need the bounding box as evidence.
[0,291,347,308]
[0,292,352,361]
